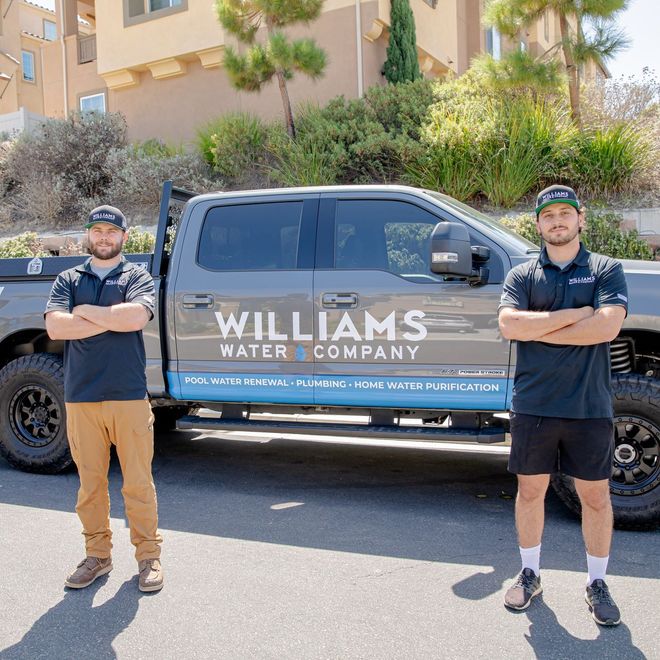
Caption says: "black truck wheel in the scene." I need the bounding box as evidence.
[0,353,72,474]
[551,374,660,530]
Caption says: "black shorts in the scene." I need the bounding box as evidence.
[508,413,614,481]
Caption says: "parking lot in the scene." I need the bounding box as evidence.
[0,428,658,659]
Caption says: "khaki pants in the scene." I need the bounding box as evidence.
[65,399,162,561]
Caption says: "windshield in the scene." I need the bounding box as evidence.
[426,191,540,253]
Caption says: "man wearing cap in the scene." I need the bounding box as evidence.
[498,185,628,625]
[45,205,163,593]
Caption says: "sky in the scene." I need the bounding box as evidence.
[606,0,659,79]
[35,0,658,80]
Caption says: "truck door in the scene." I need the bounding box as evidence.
[312,193,511,411]
[168,194,318,404]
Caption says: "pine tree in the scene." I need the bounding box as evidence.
[383,0,422,84]
[215,0,327,137]
[481,0,629,125]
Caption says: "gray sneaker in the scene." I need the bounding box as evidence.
[504,568,542,610]
[586,579,621,626]
[65,556,112,589]
[138,558,163,592]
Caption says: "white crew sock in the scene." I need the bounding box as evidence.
[520,544,541,575]
[587,553,609,585]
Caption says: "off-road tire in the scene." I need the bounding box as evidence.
[551,374,660,530]
[0,353,71,474]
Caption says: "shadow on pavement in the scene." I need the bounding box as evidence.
[0,579,145,660]
[1,430,657,587]
[523,599,644,659]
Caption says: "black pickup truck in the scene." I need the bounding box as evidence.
[0,182,658,528]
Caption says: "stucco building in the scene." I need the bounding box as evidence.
[0,0,608,144]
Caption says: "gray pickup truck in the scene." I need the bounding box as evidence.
[0,182,659,528]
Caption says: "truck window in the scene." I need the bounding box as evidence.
[334,199,443,280]
[198,201,303,270]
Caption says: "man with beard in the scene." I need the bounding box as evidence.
[45,205,163,592]
[498,185,627,625]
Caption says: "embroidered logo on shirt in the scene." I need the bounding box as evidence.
[105,277,129,286]
[568,275,596,285]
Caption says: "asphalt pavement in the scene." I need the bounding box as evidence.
[0,429,658,659]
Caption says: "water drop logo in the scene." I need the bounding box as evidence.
[295,345,307,361]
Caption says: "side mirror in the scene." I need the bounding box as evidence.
[430,222,473,277]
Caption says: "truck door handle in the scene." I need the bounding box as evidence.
[182,294,215,308]
[322,293,358,308]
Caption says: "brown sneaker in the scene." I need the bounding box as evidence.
[138,558,163,592]
[65,556,112,589]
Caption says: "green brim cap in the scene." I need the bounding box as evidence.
[535,185,580,215]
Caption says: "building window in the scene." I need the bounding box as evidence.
[43,19,57,41]
[485,27,501,60]
[519,40,527,52]
[126,0,186,21]
[150,0,182,9]
[543,11,550,42]
[21,51,35,82]
[80,93,106,114]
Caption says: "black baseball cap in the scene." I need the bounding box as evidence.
[535,185,580,215]
[85,205,127,231]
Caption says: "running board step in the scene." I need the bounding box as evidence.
[177,416,505,444]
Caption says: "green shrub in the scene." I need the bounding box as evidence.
[267,124,341,186]
[7,112,126,199]
[133,139,183,158]
[2,112,127,227]
[499,210,654,259]
[103,147,220,219]
[499,213,538,244]
[477,99,574,206]
[123,226,156,254]
[0,232,48,258]
[363,79,434,140]
[582,210,654,260]
[268,86,431,185]
[405,140,481,201]
[408,74,575,205]
[293,99,401,182]
[570,124,651,197]
[197,113,268,178]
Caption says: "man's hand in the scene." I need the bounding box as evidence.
[499,306,594,342]
[45,311,107,340]
[73,303,150,333]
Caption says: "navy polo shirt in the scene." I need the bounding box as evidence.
[45,257,155,403]
[499,243,628,419]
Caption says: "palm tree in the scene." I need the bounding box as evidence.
[482,0,630,125]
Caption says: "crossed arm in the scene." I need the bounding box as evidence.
[498,305,626,345]
[45,303,150,340]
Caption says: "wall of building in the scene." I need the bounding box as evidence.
[20,1,57,40]
[110,3,389,145]
[0,106,46,135]
[0,1,24,116]
[41,39,64,117]
[95,0,227,76]
[17,35,45,114]
[40,32,106,117]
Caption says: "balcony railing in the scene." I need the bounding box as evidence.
[78,34,97,65]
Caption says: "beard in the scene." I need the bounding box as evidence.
[89,241,123,260]
[540,225,580,246]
